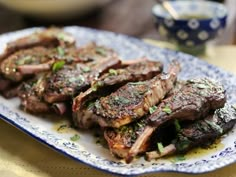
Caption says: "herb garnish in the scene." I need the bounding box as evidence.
[205,120,223,134]
[163,105,172,114]
[174,155,186,162]
[149,106,157,114]
[157,142,164,153]
[114,96,130,104]
[57,47,65,56]
[82,66,91,73]
[174,119,181,132]
[109,69,118,76]
[52,61,65,72]
[91,81,103,91]
[70,134,80,141]
[95,47,107,56]
[16,56,32,65]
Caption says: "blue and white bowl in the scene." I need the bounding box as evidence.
[152,0,227,54]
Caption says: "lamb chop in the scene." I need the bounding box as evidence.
[127,78,226,163]
[103,81,184,159]
[18,45,121,113]
[72,60,164,129]
[43,44,121,103]
[18,74,51,113]
[146,104,236,161]
[94,61,180,128]
[0,27,75,62]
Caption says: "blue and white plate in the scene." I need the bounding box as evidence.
[0,26,236,176]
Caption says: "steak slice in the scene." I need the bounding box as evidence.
[127,78,226,163]
[0,28,75,62]
[94,61,180,128]
[18,74,51,113]
[146,104,236,160]
[72,60,163,115]
[43,45,121,104]
[104,118,150,159]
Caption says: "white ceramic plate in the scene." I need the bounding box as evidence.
[0,27,236,176]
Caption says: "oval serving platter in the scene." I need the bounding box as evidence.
[0,26,236,176]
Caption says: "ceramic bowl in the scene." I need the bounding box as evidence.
[152,0,227,55]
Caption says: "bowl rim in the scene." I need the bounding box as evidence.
[152,0,228,22]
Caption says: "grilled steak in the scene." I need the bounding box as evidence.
[43,45,121,104]
[94,61,180,128]
[0,28,75,62]
[104,118,150,158]
[73,60,163,112]
[18,74,51,113]
[146,104,236,160]
[127,78,226,163]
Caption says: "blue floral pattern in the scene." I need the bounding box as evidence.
[0,27,236,175]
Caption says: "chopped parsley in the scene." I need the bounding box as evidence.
[109,69,118,76]
[174,155,186,162]
[114,96,130,104]
[57,124,68,132]
[82,66,91,73]
[70,134,80,141]
[196,83,209,89]
[16,56,32,65]
[95,47,107,56]
[52,60,65,72]
[205,120,223,134]
[57,47,65,56]
[91,81,103,91]
[174,119,181,132]
[149,106,157,114]
[163,105,172,114]
[157,142,164,153]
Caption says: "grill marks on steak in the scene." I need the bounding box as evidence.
[146,104,236,161]
[72,61,163,129]
[18,74,51,113]
[127,78,226,163]
[0,28,75,62]
[73,61,163,113]
[104,118,150,158]
[94,61,180,128]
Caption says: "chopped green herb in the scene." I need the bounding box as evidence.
[109,69,118,76]
[95,47,107,56]
[91,81,103,91]
[87,101,95,110]
[129,81,146,85]
[57,124,68,132]
[16,56,32,65]
[114,96,130,104]
[82,66,91,73]
[70,134,80,141]
[175,155,186,162]
[174,119,181,132]
[57,47,65,56]
[149,106,157,114]
[176,139,190,151]
[196,84,209,89]
[52,61,65,72]
[163,105,172,114]
[157,142,164,153]
[205,120,223,134]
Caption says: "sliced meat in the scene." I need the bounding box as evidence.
[0,28,75,62]
[73,60,163,113]
[104,118,150,158]
[0,46,54,82]
[72,60,163,129]
[127,78,226,163]
[146,104,236,161]
[94,61,180,128]
[18,74,51,113]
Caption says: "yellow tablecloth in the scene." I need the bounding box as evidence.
[0,41,236,177]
